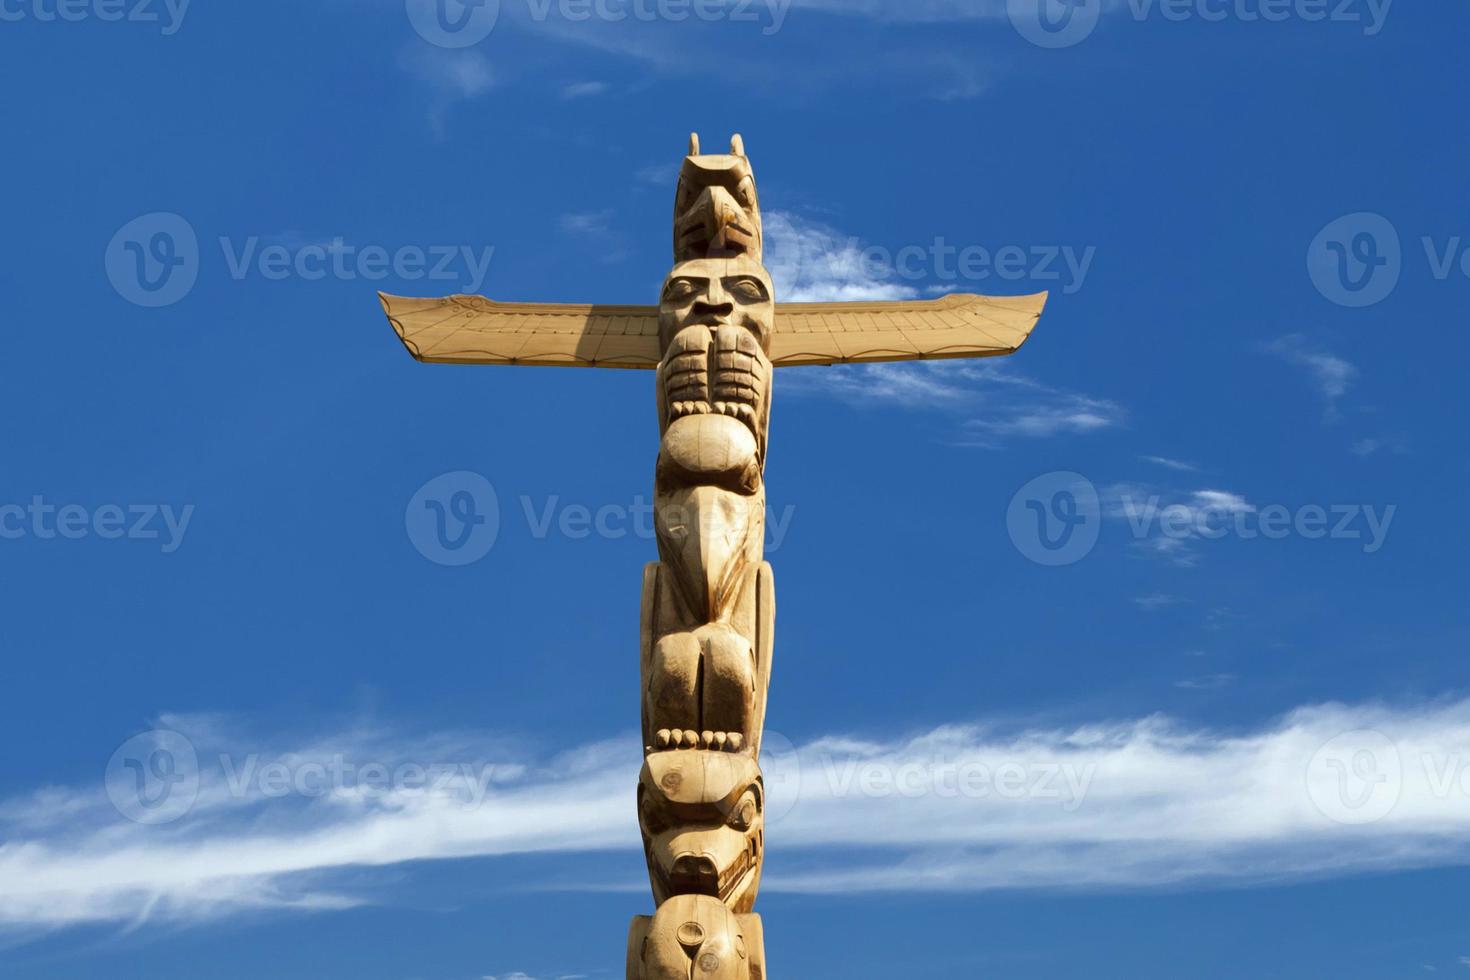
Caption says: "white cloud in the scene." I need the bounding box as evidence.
[560,81,608,99]
[396,46,496,136]
[14,697,1470,935]
[780,350,1123,446]
[1265,334,1358,420]
[398,46,495,99]
[1140,455,1199,473]
[559,209,627,261]
[763,210,920,303]
[1134,593,1184,611]
[786,0,1011,21]
[1174,673,1236,691]
[1104,483,1256,566]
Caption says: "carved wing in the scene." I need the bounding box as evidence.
[380,291,1046,369]
[767,292,1046,366]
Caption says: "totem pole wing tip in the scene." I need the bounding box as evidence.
[769,290,1048,367]
[378,292,662,369]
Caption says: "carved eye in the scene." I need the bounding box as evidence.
[640,794,669,835]
[663,278,702,302]
[725,277,768,304]
[737,179,756,209]
[728,791,759,831]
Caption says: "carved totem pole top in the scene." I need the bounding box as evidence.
[380,133,1046,979]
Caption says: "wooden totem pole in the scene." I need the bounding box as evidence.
[381,133,1047,978]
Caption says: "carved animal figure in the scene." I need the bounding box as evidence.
[637,750,764,913]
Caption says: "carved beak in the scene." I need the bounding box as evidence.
[675,185,759,260]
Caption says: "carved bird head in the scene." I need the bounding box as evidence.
[674,133,762,263]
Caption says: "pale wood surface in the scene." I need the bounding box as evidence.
[380,290,1046,369]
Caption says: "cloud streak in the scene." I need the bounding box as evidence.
[9,697,1470,936]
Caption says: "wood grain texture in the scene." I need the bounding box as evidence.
[380,290,1046,369]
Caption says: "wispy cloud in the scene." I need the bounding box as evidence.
[786,0,1011,22]
[559,209,627,262]
[1134,593,1185,611]
[11,696,1470,936]
[764,210,920,302]
[764,211,1121,444]
[785,358,1125,446]
[1264,334,1358,421]
[1140,455,1199,473]
[1104,483,1255,566]
[397,46,496,135]
[560,80,609,99]
[1174,673,1236,691]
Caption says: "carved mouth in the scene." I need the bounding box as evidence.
[667,400,758,430]
[656,839,758,905]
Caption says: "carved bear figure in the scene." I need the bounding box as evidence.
[628,895,766,980]
[637,750,764,913]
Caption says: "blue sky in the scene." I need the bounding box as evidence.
[2,0,1468,976]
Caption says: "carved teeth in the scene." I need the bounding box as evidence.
[727,733,744,752]
[656,729,672,749]
[701,730,715,748]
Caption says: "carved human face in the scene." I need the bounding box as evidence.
[658,257,774,354]
[638,750,764,913]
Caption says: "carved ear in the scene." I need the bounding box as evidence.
[688,132,700,156]
[730,133,745,157]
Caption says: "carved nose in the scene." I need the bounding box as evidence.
[673,854,719,884]
[692,300,733,320]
